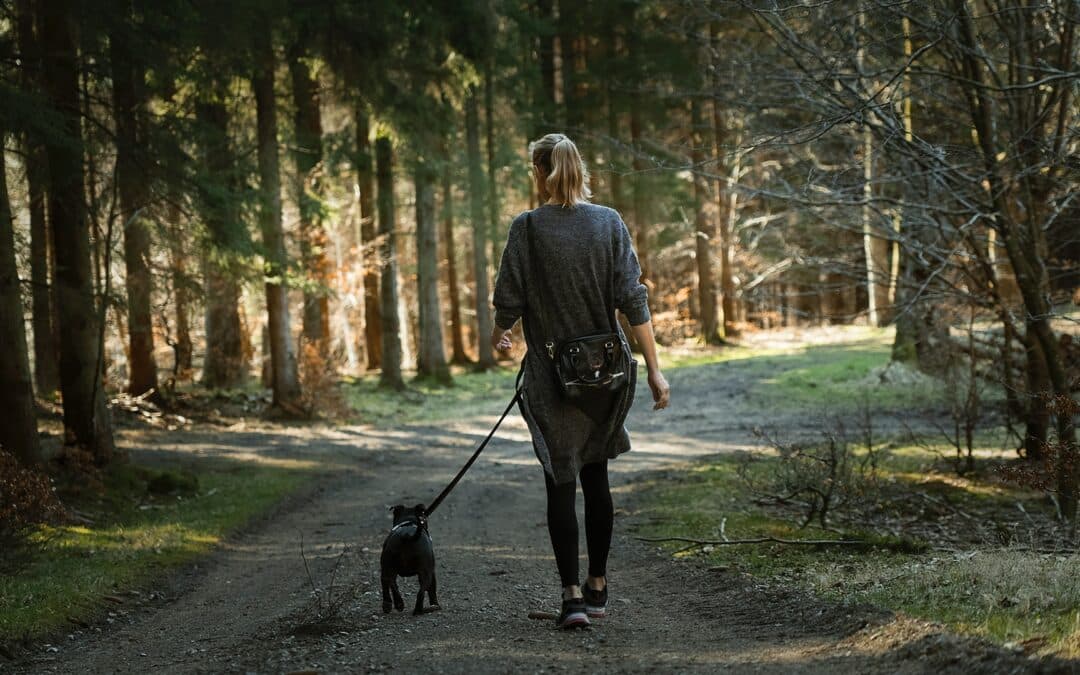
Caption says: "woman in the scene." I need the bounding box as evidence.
[491,133,671,629]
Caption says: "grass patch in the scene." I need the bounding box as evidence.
[748,342,944,412]
[0,461,312,642]
[633,447,1080,656]
[343,365,522,426]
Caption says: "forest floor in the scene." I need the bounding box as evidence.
[6,326,1078,673]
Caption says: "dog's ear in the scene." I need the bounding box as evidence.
[390,504,404,520]
[414,503,426,516]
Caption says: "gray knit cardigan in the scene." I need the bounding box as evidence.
[493,203,650,484]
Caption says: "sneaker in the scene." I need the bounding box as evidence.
[556,596,590,629]
[582,582,607,618]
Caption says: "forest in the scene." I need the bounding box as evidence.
[1,0,1079,670]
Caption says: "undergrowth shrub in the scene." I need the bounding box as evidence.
[299,339,347,418]
[739,418,882,529]
[1000,395,1080,521]
[0,450,65,573]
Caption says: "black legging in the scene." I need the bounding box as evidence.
[544,460,613,588]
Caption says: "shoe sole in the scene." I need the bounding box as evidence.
[586,606,606,618]
[558,611,590,629]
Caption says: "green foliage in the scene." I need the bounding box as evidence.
[0,461,311,641]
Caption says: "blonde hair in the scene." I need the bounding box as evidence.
[529,133,591,207]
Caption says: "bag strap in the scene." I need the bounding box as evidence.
[523,211,557,357]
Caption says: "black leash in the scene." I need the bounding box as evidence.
[424,382,525,517]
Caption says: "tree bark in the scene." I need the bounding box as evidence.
[485,58,501,273]
[355,105,382,370]
[167,198,193,381]
[534,0,557,139]
[40,0,115,462]
[196,98,246,389]
[711,21,738,339]
[1022,325,1051,461]
[414,163,450,383]
[856,4,887,327]
[27,141,58,396]
[466,88,495,369]
[252,26,302,412]
[442,161,468,365]
[110,7,159,399]
[628,70,651,295]
[691,97,721,344]
[953,0,1076,517]
[375,134,404,390]
[558,0,584,133]
[288,44,330,352]
[17,0,59,397]
[0,131,42,465]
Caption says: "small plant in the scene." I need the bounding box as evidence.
[1000,395,1080,522]
[298,338,347,418]
[740,418,882,529]
[938,310,986,476]
[293,534,358,634]
[0,450,65,573]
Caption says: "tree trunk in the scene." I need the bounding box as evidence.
[110,10,159,399]
[466,88,495,369]
[628,82,651,294]
[288,45,330,352]
[534,0,557,139]
[196,99,246,389]
[355,105,382,370]
[954,0,1076,517]
[1021,325,1051,461]
[252,27,302,412]
[605,19,625,214]
[167,198,193,381]
[414,163,450,383]
[485,58,501,273]
[891,249,921,364]
[40,0,115,462]
[27,141,58,396]
[558,0,583,133]
[375,134,404,390]
[442,161,468,365]
[691,97,721,344]
[0,132,42,465]
[711,23,738,339]
[17,0,60,397]
[856,4,887,327]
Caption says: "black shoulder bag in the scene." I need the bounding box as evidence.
[523,211,631,400]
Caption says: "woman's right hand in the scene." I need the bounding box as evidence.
[647,369,670,410]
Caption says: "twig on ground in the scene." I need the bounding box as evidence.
[917,491,977,521]
[636,535,867,547]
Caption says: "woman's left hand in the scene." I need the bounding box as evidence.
[491,327,513,352]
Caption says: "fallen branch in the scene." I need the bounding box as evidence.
[636,535,867,547]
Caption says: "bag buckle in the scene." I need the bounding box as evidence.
[545,340,555,359]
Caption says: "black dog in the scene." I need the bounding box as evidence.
[380,503,439,615]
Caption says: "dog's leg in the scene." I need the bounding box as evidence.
[427,570,440,609]
[413,572,430,615]
[381,574,393,614]
[391,579,405,612]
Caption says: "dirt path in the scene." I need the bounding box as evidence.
[12,345,1068,674]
